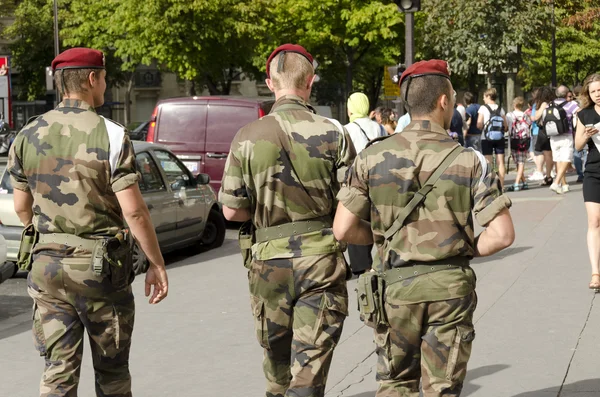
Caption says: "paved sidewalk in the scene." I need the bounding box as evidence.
[0,172,598,397]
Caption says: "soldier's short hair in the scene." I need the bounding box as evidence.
[484,87,498,101]
[268,52,314,90]
[54,68,98,95]
[400,75,452,117]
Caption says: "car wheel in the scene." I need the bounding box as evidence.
[132,243,149,275]
[201,208,226,250]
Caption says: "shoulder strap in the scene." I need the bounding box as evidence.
[365,134,392,149]
[383,145,463,240]
[353,122,371,142]
[557,101,568,109]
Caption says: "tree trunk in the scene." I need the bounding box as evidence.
[185,79,196,96]
[124,74,134,127]
[506,73,516,113]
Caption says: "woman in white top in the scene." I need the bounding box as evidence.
[344,93,386,154]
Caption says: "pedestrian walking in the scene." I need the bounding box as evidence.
[477,88,508,189]
[463,91,481,150]
[333,59,515,396]
[7,48,168,397]
[530,86,556,186]
[219,43,356,397]
[538,85,579,194]
[574,73,600,290]
[506,96,532,191]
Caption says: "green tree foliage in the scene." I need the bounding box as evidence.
[520,0,600,90]
[255,0,403,107]
[1,0,56,101]
[422,0,548,93]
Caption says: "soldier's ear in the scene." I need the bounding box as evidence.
[439,93,450,111]
[88,71,98,88]
[265,78,276,92]
[307,74,317,90]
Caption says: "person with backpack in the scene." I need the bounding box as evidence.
[530,86,556,186]
[536,85,579,194]
[477,88,508,189]
[506,97,532,191]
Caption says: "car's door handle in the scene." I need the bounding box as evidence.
[206,153,228,159]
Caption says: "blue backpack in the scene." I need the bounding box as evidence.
[483,104,505,141]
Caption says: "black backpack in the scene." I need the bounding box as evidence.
[542,101,570,137]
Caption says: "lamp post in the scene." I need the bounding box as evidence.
[395,0,421,68]
[551,0,557,87]
[53,0,59,57]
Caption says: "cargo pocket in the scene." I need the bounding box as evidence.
[312,292,348,348]
[250,295,270,350]
[31,302,47,357]
[373,328,393,380]
[445,324,476,381]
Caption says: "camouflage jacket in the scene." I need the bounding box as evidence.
[337,120,511,303]
[219,95,356,260]
[8,99,139,240]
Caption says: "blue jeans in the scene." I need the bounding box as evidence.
[574,148,587,180]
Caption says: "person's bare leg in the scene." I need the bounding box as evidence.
[496,153,506,189]
[516,163,525,185]
[585,202,600,288]
[544,151,553,179]
[555,161,569,187]
[534,154,544,174]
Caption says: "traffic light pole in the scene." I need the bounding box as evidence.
[405,12,414,68]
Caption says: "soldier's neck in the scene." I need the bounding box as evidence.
[62,93,95,107]
[274,89,310,102]
[411,113,445,129]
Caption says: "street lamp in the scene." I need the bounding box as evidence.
[551,0,557,87]
[394,0,421,68]
[53,0,59,57]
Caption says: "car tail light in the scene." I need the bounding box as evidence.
[258,107,265,118]
[146,106,158,142]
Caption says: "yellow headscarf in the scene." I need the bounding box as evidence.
[347,93,370,122]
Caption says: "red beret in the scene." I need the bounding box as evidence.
[266,44,315,78]
[399,59,451,88]
[51,48,105,71]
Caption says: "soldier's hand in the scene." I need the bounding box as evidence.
[145,264,169,304]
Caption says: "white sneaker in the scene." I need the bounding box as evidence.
[528,171,544,181]
[550,183,563,194]
[551,170,557,178]
[562,184,570,193]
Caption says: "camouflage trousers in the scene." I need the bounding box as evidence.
[27,252,135,397]
[248,252,349,397]
[375,291,477,397]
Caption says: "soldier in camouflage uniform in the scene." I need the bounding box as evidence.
[219,44,356,397]
[333,60,515,396]
[8,48,168,397]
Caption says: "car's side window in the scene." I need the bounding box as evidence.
[154,150,192,190]
[136,152,166,192]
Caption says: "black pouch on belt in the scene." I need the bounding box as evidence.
[238,221,255,269]
[17,224,39,272]
[103,231,135,289]
[355,272,387,328]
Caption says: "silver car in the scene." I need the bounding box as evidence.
[0,142,226,274]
